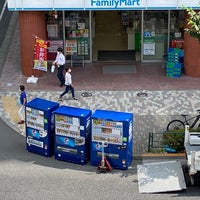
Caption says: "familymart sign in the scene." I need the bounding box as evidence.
[7,0,200,10]
[91,0,140,8]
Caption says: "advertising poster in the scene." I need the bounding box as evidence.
[47,40,63,53]
[77,38,89,55]
[66,40,77,55]
[143,42,155,55]
[143,32,155,55]
[33,37,48,71]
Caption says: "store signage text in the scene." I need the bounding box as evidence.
[91,0,140,8]
[7,0,200,10]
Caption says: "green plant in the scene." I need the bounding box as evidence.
[163,129,185,153]
[184,7,200,43]
[163,128,200,153]
[190,127,200,132]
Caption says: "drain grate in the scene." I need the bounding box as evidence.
[137,92,148,97]
[81,92,92,97]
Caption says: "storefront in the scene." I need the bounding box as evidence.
[44,9,185,62]
[7,0,200,76]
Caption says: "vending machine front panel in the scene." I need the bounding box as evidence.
[54,106,91,164]
[91,109,133,170]
[25,98,59,157]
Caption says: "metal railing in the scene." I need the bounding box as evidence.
[148,132,165,153]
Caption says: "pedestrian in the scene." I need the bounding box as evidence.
[18,85,27,124]
[53,47,65,87]
[59,67,78,101]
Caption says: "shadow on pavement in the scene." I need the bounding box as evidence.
[0,118,141,176]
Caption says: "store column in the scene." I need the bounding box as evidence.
[19,11,46,77]
[184,12,200,77]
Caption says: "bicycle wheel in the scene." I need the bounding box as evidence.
[167,120,185,131]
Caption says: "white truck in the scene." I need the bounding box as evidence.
[184,125,200,185]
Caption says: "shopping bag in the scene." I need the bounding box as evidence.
[51,64,55,73]
[17,99,21,106]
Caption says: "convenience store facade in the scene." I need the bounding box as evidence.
[7,0,200,77]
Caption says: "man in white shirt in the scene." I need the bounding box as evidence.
[53,47,65,87]
[59,67,78,101]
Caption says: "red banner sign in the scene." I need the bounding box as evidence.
[34,37,48,71]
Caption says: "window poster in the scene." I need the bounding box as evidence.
[47,40,63,53]
[77,39,89,55]
[66,40,77,55]
[47,24,59,38]
[65,20,70,27]
[143,35,155,55]
[143,42,155,55]
[77,23,85,30]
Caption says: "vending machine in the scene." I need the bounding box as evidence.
[25,98,59,157]
[53,105,92,164]
[91,109,133,170]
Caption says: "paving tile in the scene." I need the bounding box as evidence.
[1,21,200,155]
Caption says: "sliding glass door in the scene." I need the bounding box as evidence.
[141,10,169,62]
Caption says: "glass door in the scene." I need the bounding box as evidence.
[142,10,168,62]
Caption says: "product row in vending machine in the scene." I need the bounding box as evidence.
[25,98,133,169]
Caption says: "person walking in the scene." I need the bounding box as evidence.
[53,47,65,87]
[59,67,78,101]
[18,85,27,124]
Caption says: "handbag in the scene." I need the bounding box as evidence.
[51,64,55,73]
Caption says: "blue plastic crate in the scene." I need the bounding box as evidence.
[178,50,184,57]
[166,73,181,78]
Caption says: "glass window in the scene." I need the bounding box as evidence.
[143,11,168,61]
[46,11,63,39]
[170,10,185,49]
[46,11,64,60]
[46,11,90,61]
[65,11,90,60]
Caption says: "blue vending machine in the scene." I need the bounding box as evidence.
[54,106,92,164]
[25,98,59,157]
[91,109,133,170]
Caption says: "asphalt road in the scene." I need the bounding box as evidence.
[0,118,200,200]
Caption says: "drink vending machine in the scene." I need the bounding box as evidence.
[25,98,59,157]
[91,109,133,170]
[53,105,92,164]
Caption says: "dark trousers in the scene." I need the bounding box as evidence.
[60,85,75,98]
[57,65,65,85]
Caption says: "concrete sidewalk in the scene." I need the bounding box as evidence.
[1,13,200,155]
[1,89,200,155]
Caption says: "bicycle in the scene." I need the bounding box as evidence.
[166,110,200,131]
